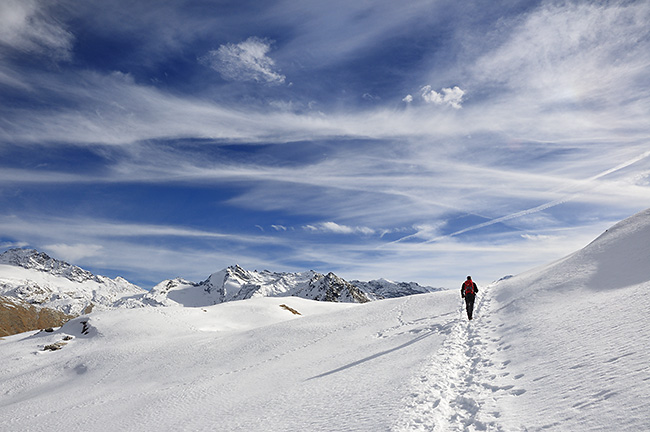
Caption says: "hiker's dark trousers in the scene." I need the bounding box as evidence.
[464,294,476,320]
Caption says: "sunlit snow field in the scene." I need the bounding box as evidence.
[1,210,649,431]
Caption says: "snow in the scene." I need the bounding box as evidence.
[1,209,649,431]
[0,294,457,431]
[0,253,146,315]
[0,249,438,314]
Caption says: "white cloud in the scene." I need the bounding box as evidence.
[200,37,285,85]
[520,234,555,241]
[402,94,413,103]
[362,93,380,101]
[322,222,355,234]
[272,225,288,231]
[470,2,650,116]
[420,85,465,109]
[43,243,104,262]
[0,241,30,250]
[303,222,375,235]
[0,0,74,61]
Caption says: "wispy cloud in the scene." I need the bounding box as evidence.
[200,37,285,85]
[1,0,649,288]
[0,241,29,250]
[0,215,281,246]
[43,243,104,262]
[0,0,74,61]
[468,2,650,131]
[303,222,375,235]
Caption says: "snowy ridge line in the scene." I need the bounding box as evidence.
[392,285,526,431]
[0,248,441,322]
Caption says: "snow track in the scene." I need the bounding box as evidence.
[394,286,527,432]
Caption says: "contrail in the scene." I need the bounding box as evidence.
[391,149,650,245]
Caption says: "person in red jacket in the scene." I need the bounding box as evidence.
[461,276,478,320]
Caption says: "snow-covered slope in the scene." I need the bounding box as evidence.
[1,208,648,431]
[462,208,650,431]
[0,249,147,316]
[146,265,440,307]
[396,208,650,430]
[0,294,458,431]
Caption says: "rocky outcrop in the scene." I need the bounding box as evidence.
[0,296,74,337]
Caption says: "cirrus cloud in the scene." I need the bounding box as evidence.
[200,36,286,85]
[0,0,74,61]
[303,222,376,235]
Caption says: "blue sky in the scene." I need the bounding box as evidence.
[1,0,649,289]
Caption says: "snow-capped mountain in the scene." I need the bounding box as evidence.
[1,248,104,283]
[145,265,440,307]
[0,249,147,316]
[1,209,648,431]
[0,249,441,319]
[351,278,441,300]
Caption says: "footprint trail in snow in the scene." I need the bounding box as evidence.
[393,285,526,432]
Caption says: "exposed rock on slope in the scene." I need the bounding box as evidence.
[0,296,73,337]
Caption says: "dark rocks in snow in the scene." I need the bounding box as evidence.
[43,341,67,351]
[279,304,301,315]
[309,272,370,303]
[80,321,90,335]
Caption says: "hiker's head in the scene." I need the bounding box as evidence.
[467,276,472,280]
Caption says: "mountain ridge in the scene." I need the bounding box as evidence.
[144,264,441,307]
[0,249,147,317]
[0,248,442,335]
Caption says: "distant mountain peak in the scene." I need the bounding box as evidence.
[0,248,100,284]
[0,248,146,317]
[147,266,441,307]
[0,248,444,330]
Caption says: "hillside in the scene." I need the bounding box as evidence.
[0,296,73,337]
[0,208,648,431]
